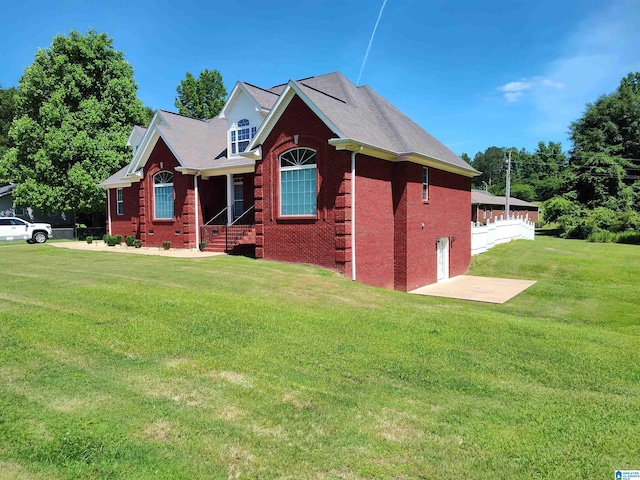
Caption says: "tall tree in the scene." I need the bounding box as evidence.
[0,85,16,163]
[570,72,640,162]
[0,30,148,214]
[174,69,227,119]
[568,72,640,210]
[471,146,506,190]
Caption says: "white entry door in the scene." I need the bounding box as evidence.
[437,237,449,282]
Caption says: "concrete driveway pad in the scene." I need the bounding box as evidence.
[410,275,536,304]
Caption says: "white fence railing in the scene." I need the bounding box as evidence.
[471,217,535,256]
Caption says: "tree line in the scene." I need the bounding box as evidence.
[462,73,640,243]
[0,30,226,224]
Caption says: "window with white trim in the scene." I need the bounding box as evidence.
[230,118,257,155]
[422,167,429,202]
[280,148,317,216]
[154,171,174,219]
[116,188,123,215]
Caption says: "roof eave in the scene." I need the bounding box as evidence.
[329,138,480,178]
[99,180,133,189]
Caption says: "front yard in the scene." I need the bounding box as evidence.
[0,236,638,479]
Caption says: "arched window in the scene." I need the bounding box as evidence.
[154,171,174,219]
[279,148,317,216]
[230,118,257,155]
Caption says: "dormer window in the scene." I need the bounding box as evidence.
[230,118,257,155]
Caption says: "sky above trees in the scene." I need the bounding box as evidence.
[1,0,638,157]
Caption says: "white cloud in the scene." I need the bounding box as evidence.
[500,81,534,93]
[498,77,564,103]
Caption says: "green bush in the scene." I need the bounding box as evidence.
[585,207,618,232]
[86,236,93,244]
[102,234,110,242]
[114,235,122,245]
[134,239,143,248]
[125,235,135,247]
[616,231,640,244]
[542,196,579,224]
[558,213,593,239]
[588,230,616,243]
[162,241,171,250]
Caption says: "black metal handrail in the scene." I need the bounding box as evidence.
[226,206,256,252]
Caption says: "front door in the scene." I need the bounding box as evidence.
[437,237,449,282]
[233,178,244,219]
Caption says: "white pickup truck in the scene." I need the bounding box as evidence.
[0,217,53,243]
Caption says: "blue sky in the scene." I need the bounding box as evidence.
[1,0,638,158]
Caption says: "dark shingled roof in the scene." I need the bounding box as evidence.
[471,190,539,208]
[102,71,476,187]
[292,72,476,174]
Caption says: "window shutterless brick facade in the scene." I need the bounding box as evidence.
[253,95,473,292]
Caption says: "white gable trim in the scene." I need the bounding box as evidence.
[125,111,186,177]
[219,82,261,119]
[247,81,345,152]
[126,110,163,175]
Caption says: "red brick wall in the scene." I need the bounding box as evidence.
[353,156,396,289]
[255,95,352,274]
[403,167,472,290]
[355,162,472,292]
[108,182,141,238]
[255,94,473,291]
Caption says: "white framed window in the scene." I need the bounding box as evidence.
[230,118,257,155]
[154,171,174,219]
[280,148,317,216]
[116,188,123,215]
[423,167,429,202]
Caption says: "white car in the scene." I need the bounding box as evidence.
[0,217,53,243]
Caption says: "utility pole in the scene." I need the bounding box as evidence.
[505,149,512,219]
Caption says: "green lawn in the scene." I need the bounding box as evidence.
[0,236,638,479]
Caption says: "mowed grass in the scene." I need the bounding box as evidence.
[0,236,638,479]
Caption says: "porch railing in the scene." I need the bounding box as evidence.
[199,205,256,252]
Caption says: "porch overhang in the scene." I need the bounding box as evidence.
[176,162,256,179]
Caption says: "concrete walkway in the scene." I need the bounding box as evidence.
[410,275,536,304]
[49,240,224,258]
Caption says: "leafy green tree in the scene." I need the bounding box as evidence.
[174,69,227,119]
[542,196,580,224]
[0,85,16,166]
[471,146,505,190]
[569,152,632,209]
[568,72,640,211]
[0,30,148,214]
[570,72,640,162]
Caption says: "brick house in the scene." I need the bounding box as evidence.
[471,190,540,223]
[100,72,480,291]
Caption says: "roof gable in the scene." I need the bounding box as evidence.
[220,81,274,119]
[246,72,479,177]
